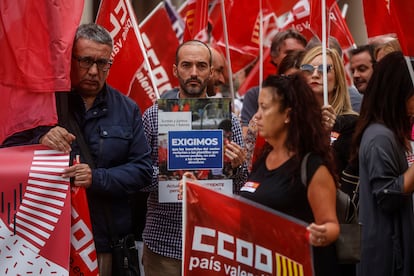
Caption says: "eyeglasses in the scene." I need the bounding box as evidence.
[300,64,333,74]
[72,55,112,72]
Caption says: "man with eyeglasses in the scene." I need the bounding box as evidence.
[37,23,153,276]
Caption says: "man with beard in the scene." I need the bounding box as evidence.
[160,44,227,99]
[141,40,247,275]
[349,44,376,95]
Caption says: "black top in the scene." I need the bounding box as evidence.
[240,153,339,276]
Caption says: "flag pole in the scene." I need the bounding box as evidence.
[405,56,414,88]
[259,0,263,89]
[125,0,160,99]
[220,0,235,109]
[321,0,328,106]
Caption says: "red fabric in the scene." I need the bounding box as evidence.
[209,0,279,73]
[0,145,71,274]
[329,3,354,50]
[265,0,300,15]
[0,1,83,91]
[280,0,316,41]
[390,2,414,57]
[281,1,354,49]
[362,0,395,39]
[309,0,336,34]
[237,48,276,96]
[0,0,83,144]
[96,0,179,113]
[209,0,260,73]
[184,181,313,275]
[182,0,209,41]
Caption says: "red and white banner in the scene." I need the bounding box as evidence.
[281,0,354,50]
[137,3,180,99]
[183,181,313,275]
[0,0,83,144]
[96,0,179,113]
[70,187,98,275]
[0,145,71,274]
[182,0,209,42]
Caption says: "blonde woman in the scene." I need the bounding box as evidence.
[300,46,359,180]
[301,45,360,276]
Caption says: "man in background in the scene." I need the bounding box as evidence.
[348,44,376,95]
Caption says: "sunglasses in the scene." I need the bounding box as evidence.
[300,64,333,74]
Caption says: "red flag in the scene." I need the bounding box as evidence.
[328,3,355,50]
[96,0,179,113]
[309,0,336,37]
[0,145,71,274]
[137,3,180,98]
[390,2,414,56]
[0,1,83,143]
[362,0,395,39]
[210,0,277,73]
[265,0,299,15]
[281,0,354,49]
[182,0,209,41]
[237,48,275,96]
[183,181,313,275]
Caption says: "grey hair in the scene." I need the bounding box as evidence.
[75,23,113,49]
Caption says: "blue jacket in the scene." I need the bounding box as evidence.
[69,84,153,252]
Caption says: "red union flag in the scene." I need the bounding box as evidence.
[281,0,354,49]
[266,0,298,15]
[362,0,395,39]
[136,3,180,99]
[390,2,414,57]
[182,0,209,41]
[210,0,279,73]
[0,145,71,274]
[96,0,178,113]
[0,0,83,144]
[183,181,313,275]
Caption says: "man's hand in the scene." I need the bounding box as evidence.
[62,163,92,188]
[40,126,76,153]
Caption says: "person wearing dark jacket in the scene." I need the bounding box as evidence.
[351,51,414,276]
[38,23,153,276]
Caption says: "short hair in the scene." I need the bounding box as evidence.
[270,29,307,58]
[278,50,305,75]
[348,44,376,64]
[374,39,401,60]
[175,40,212,65]
[75,23,113,49]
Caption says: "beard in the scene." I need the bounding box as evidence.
[178,75,209,98]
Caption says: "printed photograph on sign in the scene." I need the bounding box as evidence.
[157,98,234,202]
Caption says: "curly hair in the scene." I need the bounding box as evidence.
[255,74,336,177]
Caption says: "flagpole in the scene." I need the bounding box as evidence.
[405,56,414,88]
[125,0,160,99]
[259,0,263,89]
[220,0,235,110]
[181,175,187,274]
[321,0,328,106]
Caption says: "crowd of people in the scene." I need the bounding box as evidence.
[2,21,414,276]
